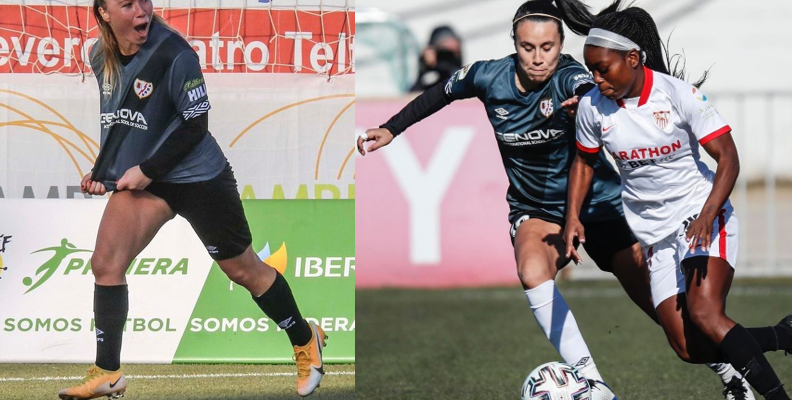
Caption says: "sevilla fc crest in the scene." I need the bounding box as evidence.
[653,110,670,130]
[134,78,153,99]
[540,98,554,118]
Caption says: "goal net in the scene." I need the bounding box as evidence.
[0,0,354,77]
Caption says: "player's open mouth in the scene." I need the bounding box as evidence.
[134,21,149,37]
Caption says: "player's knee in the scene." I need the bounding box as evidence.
[517,265,553,289]
[223,265,249,285]
[89,252,127,280]
[687,306,718,334]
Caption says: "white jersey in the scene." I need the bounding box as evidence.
[575,67,731,246]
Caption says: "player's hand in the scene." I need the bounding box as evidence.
[80,172,107,196]
[116,165,152,191]
[563,218,585,264]
[357,128,394,156]
[561,96,580,117]
[685,215,714,253]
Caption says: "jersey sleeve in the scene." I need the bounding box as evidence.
[674,83,730,145]
[575,95,602,153]
[557,65,594,99]
[169,51,211,120]
[442,61,483,100]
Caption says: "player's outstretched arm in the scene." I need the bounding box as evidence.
[359,65,476,156]
[563,151,598,263]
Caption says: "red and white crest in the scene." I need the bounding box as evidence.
[540,98,554,118]
[653,110,670,130]
[134,78,153,99]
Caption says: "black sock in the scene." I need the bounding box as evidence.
[748,327,781,352]
[94,284,128,371]
[773,321,792,350]
[720,324,788,399]
[748,325,792,353]
[252,272,311,347]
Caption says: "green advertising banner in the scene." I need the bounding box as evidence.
[173,200,354,364]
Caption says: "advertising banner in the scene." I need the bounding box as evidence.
[0,199,354,363]
[355,99,518,288]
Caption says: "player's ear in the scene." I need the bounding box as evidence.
[627,49,640,69]
[98,6,111,23]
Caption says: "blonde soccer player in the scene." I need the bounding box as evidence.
[59,1,327,398]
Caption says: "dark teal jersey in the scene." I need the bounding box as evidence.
[444,54,623,222]
[90,21,226,190]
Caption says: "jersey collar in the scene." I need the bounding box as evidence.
[615,66,653,109]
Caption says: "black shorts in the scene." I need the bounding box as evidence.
[145,162,252,260]
[509,212,638,273]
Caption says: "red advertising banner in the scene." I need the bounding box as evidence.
[356,99,519,288]
[0,5,354,74]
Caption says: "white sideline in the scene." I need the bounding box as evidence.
[0,371,355,382]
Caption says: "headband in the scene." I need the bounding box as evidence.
[512,12,562,25]
[585,28,646,62]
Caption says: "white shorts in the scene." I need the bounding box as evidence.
[645,204,739,309]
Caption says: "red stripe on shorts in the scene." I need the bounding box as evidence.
[718,209,727,260]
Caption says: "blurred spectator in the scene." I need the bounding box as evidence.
[410,25,463,92]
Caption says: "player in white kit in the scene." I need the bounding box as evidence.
[563,5,791,400]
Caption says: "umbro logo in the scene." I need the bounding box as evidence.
[494,108,510,120]
[575,356,591,368]
[277,317,295,330]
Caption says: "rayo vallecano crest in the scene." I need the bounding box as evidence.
[540,98,554,118]
[653,110,671,130]
[134,78,153,99]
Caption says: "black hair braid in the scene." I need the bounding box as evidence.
[621,8,670,75]
[593,6,709,87]
[552,0,595,36]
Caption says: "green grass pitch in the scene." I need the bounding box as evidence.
[0,363,355,399]
[357,278,792,399]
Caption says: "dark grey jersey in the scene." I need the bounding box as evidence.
[90,21,226,190]
[443,54,623,223]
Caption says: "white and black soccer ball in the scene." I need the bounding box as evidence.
[521,362,591,400]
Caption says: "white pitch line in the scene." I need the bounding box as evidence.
[0,371,354,383]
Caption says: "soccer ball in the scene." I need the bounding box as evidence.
[521,362,591,400]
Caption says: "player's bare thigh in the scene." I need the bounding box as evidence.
[92,190,175,285]
[514,218,569,289]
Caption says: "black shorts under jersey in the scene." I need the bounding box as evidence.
[509,211,637,273]
[145,162,251,260]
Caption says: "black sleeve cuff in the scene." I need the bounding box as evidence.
[139,113,209,180]
[574,82,596,98]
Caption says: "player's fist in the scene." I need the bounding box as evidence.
[116,165,152,191]
[80,172,107,196]
[357,128,395,156]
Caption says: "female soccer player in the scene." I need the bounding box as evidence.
[58,1,327,398]
[358,1,750,398]
[564,4,792,400]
